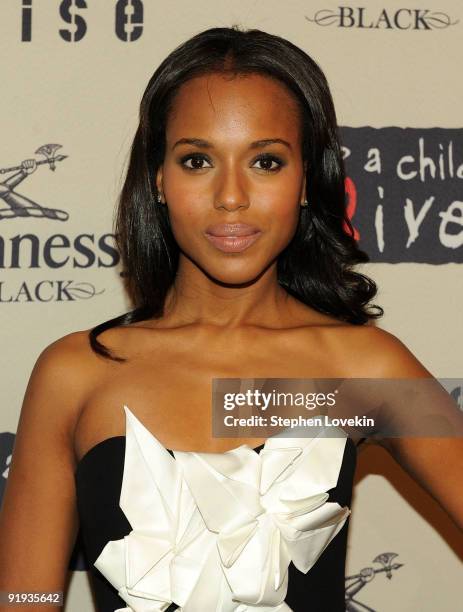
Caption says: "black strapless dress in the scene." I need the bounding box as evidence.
[75,406,357,612]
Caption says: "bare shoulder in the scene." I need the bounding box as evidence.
[337,325,433,378]
[36,328,92,367]
[34,328,99,385]
[26,328,109,432]
[37,325,126,371]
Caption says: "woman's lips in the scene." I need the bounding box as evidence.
[205,231,262,253]
[204,222,262,253]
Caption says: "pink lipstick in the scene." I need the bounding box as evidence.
[205,223,262,253]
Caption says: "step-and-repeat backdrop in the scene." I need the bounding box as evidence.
[1,1,462,610]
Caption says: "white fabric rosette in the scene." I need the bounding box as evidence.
[94,405,217,611]
[94,405,351,611]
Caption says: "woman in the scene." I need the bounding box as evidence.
[0,26,461,612]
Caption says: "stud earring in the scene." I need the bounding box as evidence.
[301,200,309,207]
[156,193,163,204]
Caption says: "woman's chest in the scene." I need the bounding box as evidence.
[74,326,364,463]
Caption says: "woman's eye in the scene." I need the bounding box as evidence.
[252,155,284,172]
[180,154,212,170]
[179,153,285,172]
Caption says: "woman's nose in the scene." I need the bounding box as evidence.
[213,165,249,211]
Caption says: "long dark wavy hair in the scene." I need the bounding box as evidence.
[89,25,383,362]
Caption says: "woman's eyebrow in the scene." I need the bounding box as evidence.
[172,138,292,150]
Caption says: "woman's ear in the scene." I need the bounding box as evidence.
[300,165,308,205]
[155,166,163,197]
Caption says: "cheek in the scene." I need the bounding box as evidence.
[257,175,302,227]
[273,201,301,247]
[161,165,205,227]
[166,201,203,241]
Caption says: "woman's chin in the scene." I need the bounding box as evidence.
[204,264,267,287]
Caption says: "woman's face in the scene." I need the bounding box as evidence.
[157,72,307,285]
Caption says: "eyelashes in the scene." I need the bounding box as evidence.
[178,152,286,173]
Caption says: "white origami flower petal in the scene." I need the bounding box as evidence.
[217,518,259,567]
[222,513,291,603]
[277,492,329,517]
[173,447,262,531]
[174,430,350,610]
[168,524,219,606]
[118,583,171,611]
[179,538,234,612]
[120,405,183,531]
[277,435,348,500]
[125,531,172,588]
[259,447,303,495]
[94,405,217,611]
[275,503,351,573]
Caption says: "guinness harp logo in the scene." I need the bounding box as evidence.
[0,144,69,221]
[345,552,404,610]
